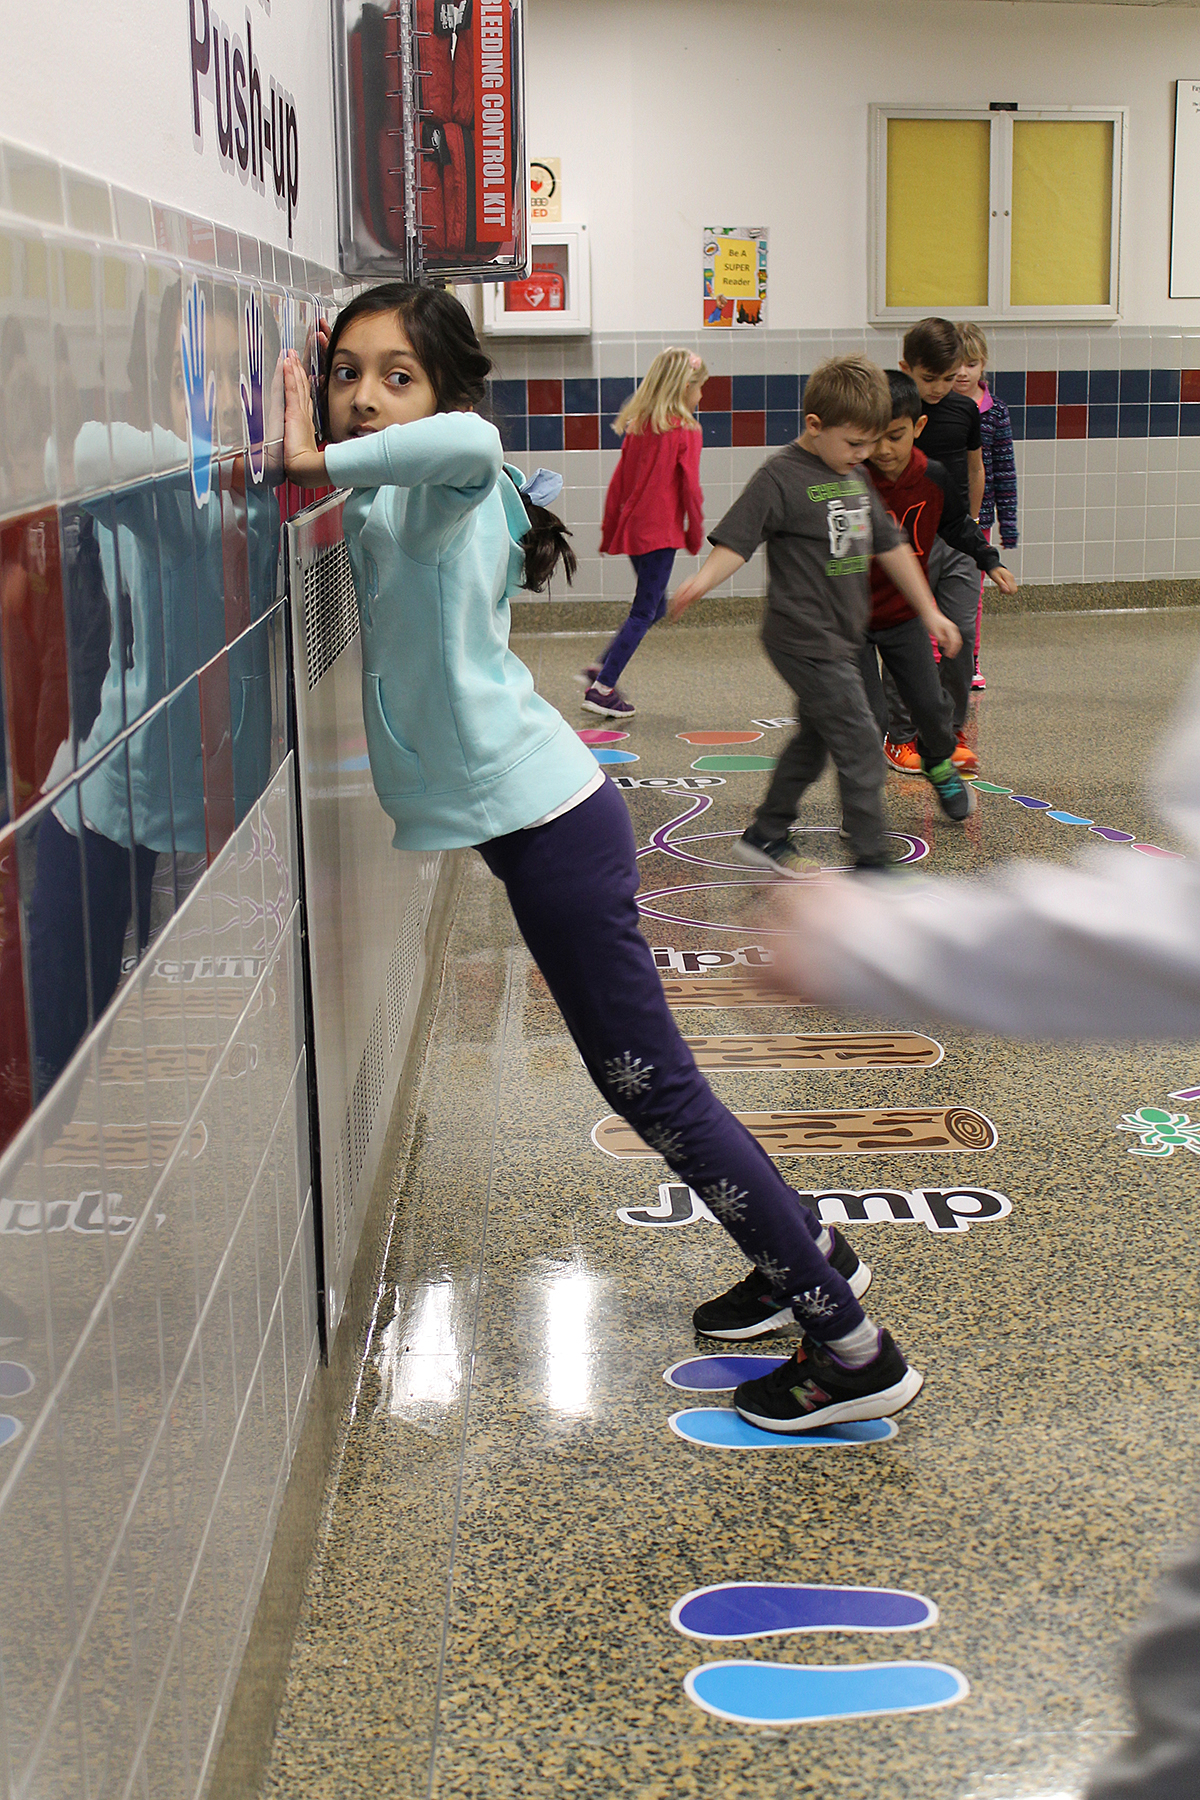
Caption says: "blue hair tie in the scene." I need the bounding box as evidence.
[519,467,563,507]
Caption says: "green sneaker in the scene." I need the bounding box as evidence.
[923,757,977,824]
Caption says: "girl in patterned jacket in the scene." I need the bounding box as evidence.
[954,324,1019,690]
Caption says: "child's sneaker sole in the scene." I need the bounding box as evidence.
[698,1303,797,1341]
[731,837,810,879]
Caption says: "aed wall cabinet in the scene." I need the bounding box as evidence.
[481,223,590,334]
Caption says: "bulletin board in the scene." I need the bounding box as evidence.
[1171,80,1200,299]
[702,226,768,328]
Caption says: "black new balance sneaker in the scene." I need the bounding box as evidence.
[692,1232,871,1340]
[733,1330,923,1433]
[732,827,816,879]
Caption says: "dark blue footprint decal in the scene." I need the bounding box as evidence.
[0,1362,34,1399]
[684,1658,969,1725]
[669,1408,897,1449]
[672,1582,937,1640]
[665,1355,785,1392]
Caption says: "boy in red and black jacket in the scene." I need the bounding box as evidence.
[863,370,1016,795]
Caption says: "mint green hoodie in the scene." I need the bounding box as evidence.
[323,411,596,851]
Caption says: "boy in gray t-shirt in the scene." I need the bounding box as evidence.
[670,355,966,870]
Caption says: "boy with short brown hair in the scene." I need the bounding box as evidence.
[670,354,967,870]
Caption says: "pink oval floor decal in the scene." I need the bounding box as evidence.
[576,729,630,745]
[677,731,765,746]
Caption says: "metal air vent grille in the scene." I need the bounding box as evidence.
[302,541,359,690]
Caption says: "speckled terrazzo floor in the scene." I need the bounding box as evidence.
[257,609,1200,1800]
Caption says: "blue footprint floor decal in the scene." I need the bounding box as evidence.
[0,1416,22,1448]
[684,1658,969,1725]
[669,1408,897,1449]
[0,1362,34,1399]
[672,1582,937,1640]
[665,1355,786,1392]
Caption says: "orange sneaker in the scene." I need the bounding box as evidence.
[951,732,980,774]
[883,737,923,775]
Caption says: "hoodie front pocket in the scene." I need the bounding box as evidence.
[364,672,426,797]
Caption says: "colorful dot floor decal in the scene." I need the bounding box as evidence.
[669,1409,898,1450]
[676,731,764,747]
[969,780,1182,858]
[683,1658,969,1726]
[671,1582,938,1640]
[590,747,639,764]
[0,1417,22,1448]
[0,1362,34,1398]
[576,728,630,745]
[690,754,777,772]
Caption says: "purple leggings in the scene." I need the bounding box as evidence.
[477,777,864,1339]
[598,548,676,689]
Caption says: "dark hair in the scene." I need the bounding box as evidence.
[322,281,575,593]
[319,281,491,428]
[886,369,925,425]
[902,317,962,377]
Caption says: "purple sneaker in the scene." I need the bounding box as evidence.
[583,683,636,718]
[575,663,602,687]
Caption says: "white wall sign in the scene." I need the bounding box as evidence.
[1171,80,1200,298]
[189,0,301,242]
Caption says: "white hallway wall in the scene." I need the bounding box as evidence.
[526,0,1200,333]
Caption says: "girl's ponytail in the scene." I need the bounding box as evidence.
[520,497,576,592]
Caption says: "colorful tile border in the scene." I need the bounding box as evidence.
[484,369,1200,449]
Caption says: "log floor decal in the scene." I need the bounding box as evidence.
[661,975,796,1009]
[685,1032,943,1071]
[592,1107,997,1159]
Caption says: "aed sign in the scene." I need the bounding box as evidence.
[189,0,301,241]
[474,0,512,240]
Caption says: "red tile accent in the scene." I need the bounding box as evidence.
[700,375,732,412]
[1182,369,1200,404]
[1056,405,1087,440]
[564,413,599,450]
[1025,370,1057,406]
[527,378,563,415]
[732,411,766,446]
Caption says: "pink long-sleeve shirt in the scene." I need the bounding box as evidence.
[600,423,704,557]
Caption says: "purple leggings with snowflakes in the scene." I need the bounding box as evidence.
[476,776,865,1340]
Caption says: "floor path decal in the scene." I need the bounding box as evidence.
[665,1355,786,1391]
[576,728,629,745]
[969,781,1182,859]
[685,1031,943,1070]
[683,1658,968,1726]
[671,1582,938,1639]
[661,974,796,1008]
[0,1417,22,1448]
[669,1409,897,1449]
[593,1106,997,1159]
[677,731,764,746]
[590,747,638,764]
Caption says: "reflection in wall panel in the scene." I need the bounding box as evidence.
[287,496,444,1339]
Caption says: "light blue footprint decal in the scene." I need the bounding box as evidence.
[0,1362,34,1399]
[684,1658,968,1725]
[672,1582,937,1640]
[665,1355,786,1392]
[0,1416,23,1448]
[669,1408,897,1449]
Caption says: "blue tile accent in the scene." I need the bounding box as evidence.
[1119,369,1150,404]
[766,410,799,445]
[1007,405,1025,440]
[1118,404,1150,437]
[1152,368,1181,403]
[701,412,732,447]
[1087,405,1118,438]
[601,413,622,445]
[1150,403,1181,437]
[564,378,599,415]
[600,376,635,414]
[528,415,563,452]
[1057,370,1088,406]
[993,371,1025,405]
[1089,369,1119,404]
[1182,404,1200,437]
[497,415,527,451]
[766,373,800,409]
[732,375,766,411]
[491,378,527,415]
[1025,406,1057,440]
[798,374,809,407]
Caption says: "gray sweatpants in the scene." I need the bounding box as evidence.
[885,536,979,738]
[754,643,887,861]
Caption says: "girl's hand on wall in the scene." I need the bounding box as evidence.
[283,351,327,487]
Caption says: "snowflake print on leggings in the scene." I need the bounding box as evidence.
[753,1254,792,1293]
[604,1052,655,1100]
[793,1287,838,1323]
[642,1122,686,1162]
[698,1179,749,1224]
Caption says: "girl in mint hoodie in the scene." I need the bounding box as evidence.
[282,283,921,1435]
